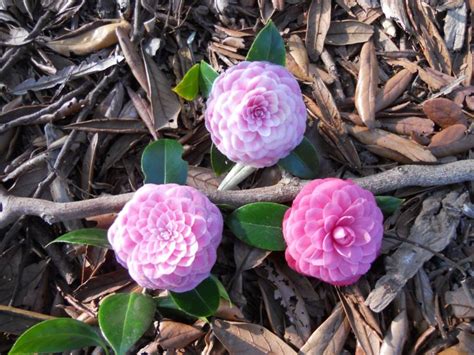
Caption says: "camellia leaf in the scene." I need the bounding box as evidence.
[376,196,404,216]
[141,139,188,185]
[226,202,289,251]
[8,318,107,354]
[246,20,286,66]
[173,63,200,101]
[98,293,156,355]
[278,137,319,179]
[211,275,231,302]
[199,61,219,98]
[169,277,220,318]
[210,143,234,176]
[47,228,111,249]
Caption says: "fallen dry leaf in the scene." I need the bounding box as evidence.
[423,98,467,128]
[366,190,469,312]
[378,117,434,137]
[287,35,310,81]
[326,20,374,46]
[158,320,205,350]
[375,68,414,112]
[355,40,378,128]
[379,310,408,355]
[346,124,437,163]
[428,124,466,148]
[305,0,331,61]
[212,319,297,355]
[47,20,131,56]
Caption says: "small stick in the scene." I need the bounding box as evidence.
[1,160,473,228]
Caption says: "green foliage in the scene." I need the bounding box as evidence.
[226,202,288,251]
[246,20,286,66]
[141,139,188,185]
[278,137,319,179]
[98,293,156,355]
[169,277,220,317]
[8,318,107,355]
[199,60,219,98]
[211,143,234,176]
[376,196,404,216]
[172,63,200,100]
[47,228,110,249]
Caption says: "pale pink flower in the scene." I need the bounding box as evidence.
[283,178,383,286]
[108,184,223,292]
[205,61,306,168]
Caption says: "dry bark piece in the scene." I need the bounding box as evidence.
[444,2,467,51]
[366,190,469,312]
[158,321,205,350]
[347,125,437,163]
[355,40,378,128]
[305,0,331,61]
[428,124,466,148]
[326,20,374,46]
[47,20,131,56]
[375,69,414,112]
[422,98,467,128]
[212,319,297,354]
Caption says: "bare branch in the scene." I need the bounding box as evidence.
[0,160,473,229]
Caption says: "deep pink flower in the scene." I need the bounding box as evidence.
[283,178,383,286]
[205,61,306,168]
[108,184,223,292]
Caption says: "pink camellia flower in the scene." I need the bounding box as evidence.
[205,61,306,168]
[108,184,223,292]
[283,178,383,286]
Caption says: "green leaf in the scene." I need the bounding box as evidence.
[210,143,234,176]
[47,228,111,249]
[199,61,219,98]
[278,137,319,179]
[155,296,197,322]
[141,139,188,185]
[98,293,156,355]
[226,202,288,251]
[246,20,286,66]
[172,64,200,101]
[376,196,404,216]
[211,275,231,302]
[8,318,107,355]
[169,277,220,317]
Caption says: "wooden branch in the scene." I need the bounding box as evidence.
[1,160,473,228]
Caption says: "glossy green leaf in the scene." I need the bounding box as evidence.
[376,196,404,216]
[98,293,156,355]
[278,137,319,179]
[199,61,219,98]
[141,139,188,185]
[169,277,220,317]
[172,64,200,101]
[226,202,288,251]
[47,228,111,249]
[8,318,107,355]
[210,143,234,176]
[246,20,285,66]
[155,296,197,322]
[211,275,231,302]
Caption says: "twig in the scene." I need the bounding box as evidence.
[1,160,473,228]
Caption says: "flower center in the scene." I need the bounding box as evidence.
[332,226,355,247]
[158,222,179,241]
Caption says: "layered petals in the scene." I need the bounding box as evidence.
[108,184,223,292]
[205,61,307,168]
[283,178,383,286]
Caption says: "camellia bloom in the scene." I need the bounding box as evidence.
[205,61,306,168]
[283,178,383,286]
[108,184,223,292]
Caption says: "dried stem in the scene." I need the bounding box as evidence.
[0,160,473,228]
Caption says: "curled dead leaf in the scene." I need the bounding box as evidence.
[378,117,434,137]
[355,40,378,129]
[428,124,466,148]
[158,320,205,350]
[346,124,437,163]
[429,134,474,158]
[423,98,467,128]
[286,35,310,81]
[375,69,414,112]
[305,0,331,61]
[47,20,131,56]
